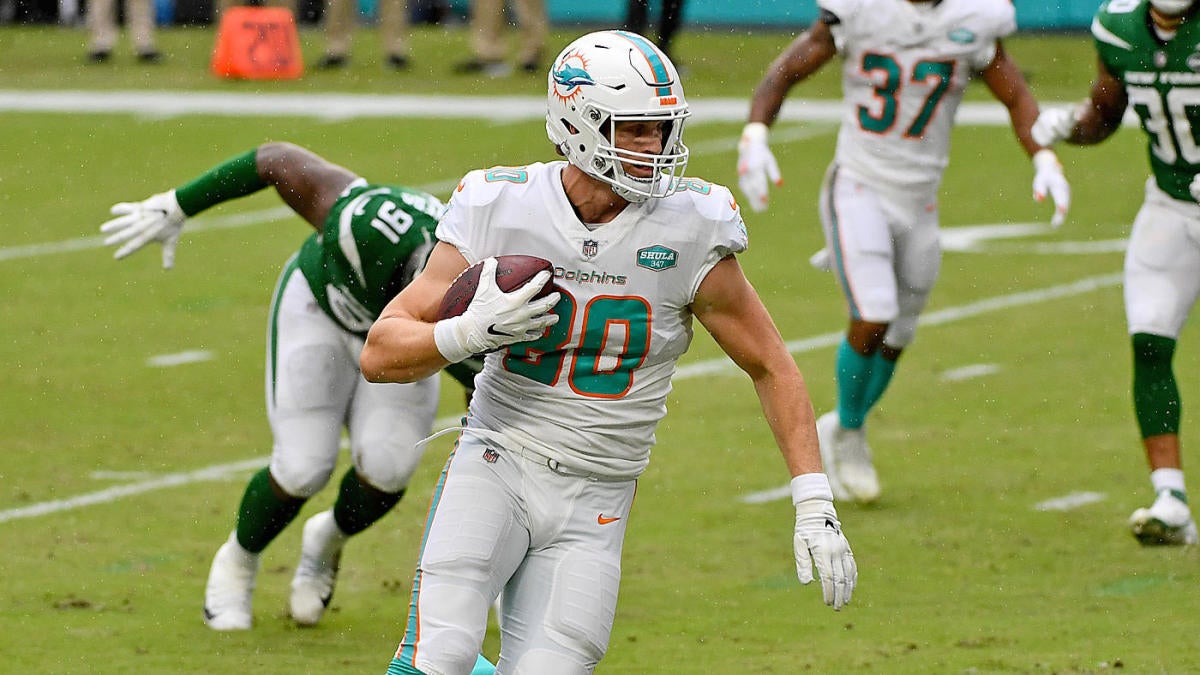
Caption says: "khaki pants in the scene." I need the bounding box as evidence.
[469,0,547,65]
[87,0,157,53]
[323,0,410,58]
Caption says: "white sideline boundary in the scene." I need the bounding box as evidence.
[1,272,1122,524]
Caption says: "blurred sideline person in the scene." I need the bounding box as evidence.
[86,0,160,62]
[99,142,482,629]
[625,0,687,60]
[453,0,547,76]
[363,30,857,675]
[737,0,1071,503]
[1032,0,1199,545]
[318,0,412,69]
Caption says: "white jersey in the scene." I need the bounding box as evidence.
[821,0,1016,189]
[437,161,748,478]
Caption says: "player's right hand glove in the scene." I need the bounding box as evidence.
[792,473,856,610]
[1031,107,1078,147]
[99,189,186,269]
[433,257,560,364]
[737,122,782,213]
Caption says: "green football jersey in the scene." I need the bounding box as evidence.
[1095,0,1200,201]
[297,181,444,336]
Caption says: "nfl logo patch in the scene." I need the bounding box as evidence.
[582,239,599,259]
[482,447,499,463]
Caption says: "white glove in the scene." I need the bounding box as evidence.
[1189,174,1200,203]
[100,189,187,269]
[1032,149,1070,228]
[1030,107,1078,147]
[433,257,561,364]
[792,473,857,610]
[736,122,782,213]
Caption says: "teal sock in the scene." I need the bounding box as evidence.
[332,468,403,536]
[385,654,494,675]
[470,654,497,675]
[235,468,305,553]
[836,339,873,429]
[863,350,897,411]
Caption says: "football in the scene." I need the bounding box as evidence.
[436,255,557,320]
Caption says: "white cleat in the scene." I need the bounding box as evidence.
[203,532,259,631]
[1129,491,1199,546]
[290,510,347,626]
[809,247,832,272]
[815,411,881,503]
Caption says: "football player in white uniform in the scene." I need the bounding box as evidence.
[363,30,857,675]
[99,143,484,632]
[737,0,1071,503]
[1032,0,1200,545]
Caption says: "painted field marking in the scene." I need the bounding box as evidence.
[3,273,1123,524]
[940,364,1001,382]
[148,350,214,367]
[1035,492,1108,512]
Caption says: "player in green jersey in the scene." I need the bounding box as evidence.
[1033,0,1200,545]
[99,142,485,629]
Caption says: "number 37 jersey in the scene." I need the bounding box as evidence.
[436,162,748,479]
[821,0,1016,189]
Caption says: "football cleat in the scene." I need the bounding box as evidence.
[290,510,347,626]
[1129,490,1199,546]
[809,247,832,272]
[815,411,881,503]
[203,532,259,631]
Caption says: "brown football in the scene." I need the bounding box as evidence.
[436,255,557,320]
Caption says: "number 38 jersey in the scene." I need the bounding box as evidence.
[821,0,1015,189]
[1094,0,1200,202]
[437,162,748,479]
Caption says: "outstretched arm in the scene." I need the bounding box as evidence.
[100,142,359,267]
[981,41,1071,227]
[691,256,856,610]
[738,17,838,212]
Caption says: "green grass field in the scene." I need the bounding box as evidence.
[3,21,1199,674]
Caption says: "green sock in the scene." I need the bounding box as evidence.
[235,468,305,554]
[1132,333,1180,438]
[174,149,267,217]
[332,468,403,536]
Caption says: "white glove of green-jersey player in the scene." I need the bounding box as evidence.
[100,189,186,269]
[1188,175,1200,203]
[792,473,856,610]
[433,257,561,364]
[1032,149,1070,228]
[737,122,782,213]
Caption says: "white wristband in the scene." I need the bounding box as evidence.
[741,121,769,142]
[791,473,834,505]
[433,317,472,364]
[1032,148,1060,171]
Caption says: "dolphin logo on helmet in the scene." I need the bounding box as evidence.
[545,30,691,204]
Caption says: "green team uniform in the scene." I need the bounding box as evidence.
[1095,0,1200,201]
[297,180,443,335]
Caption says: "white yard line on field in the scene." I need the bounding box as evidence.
[3,273,1123,524]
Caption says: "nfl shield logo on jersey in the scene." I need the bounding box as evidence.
[582,239,599,259]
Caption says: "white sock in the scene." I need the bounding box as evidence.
[1150,468,1186,497]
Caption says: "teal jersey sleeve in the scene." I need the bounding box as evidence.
[297,183,444,335]
[1094,0,1200,201]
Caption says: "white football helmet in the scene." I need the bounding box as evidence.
[546,30,690,203]
[1151,0,1195,15]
